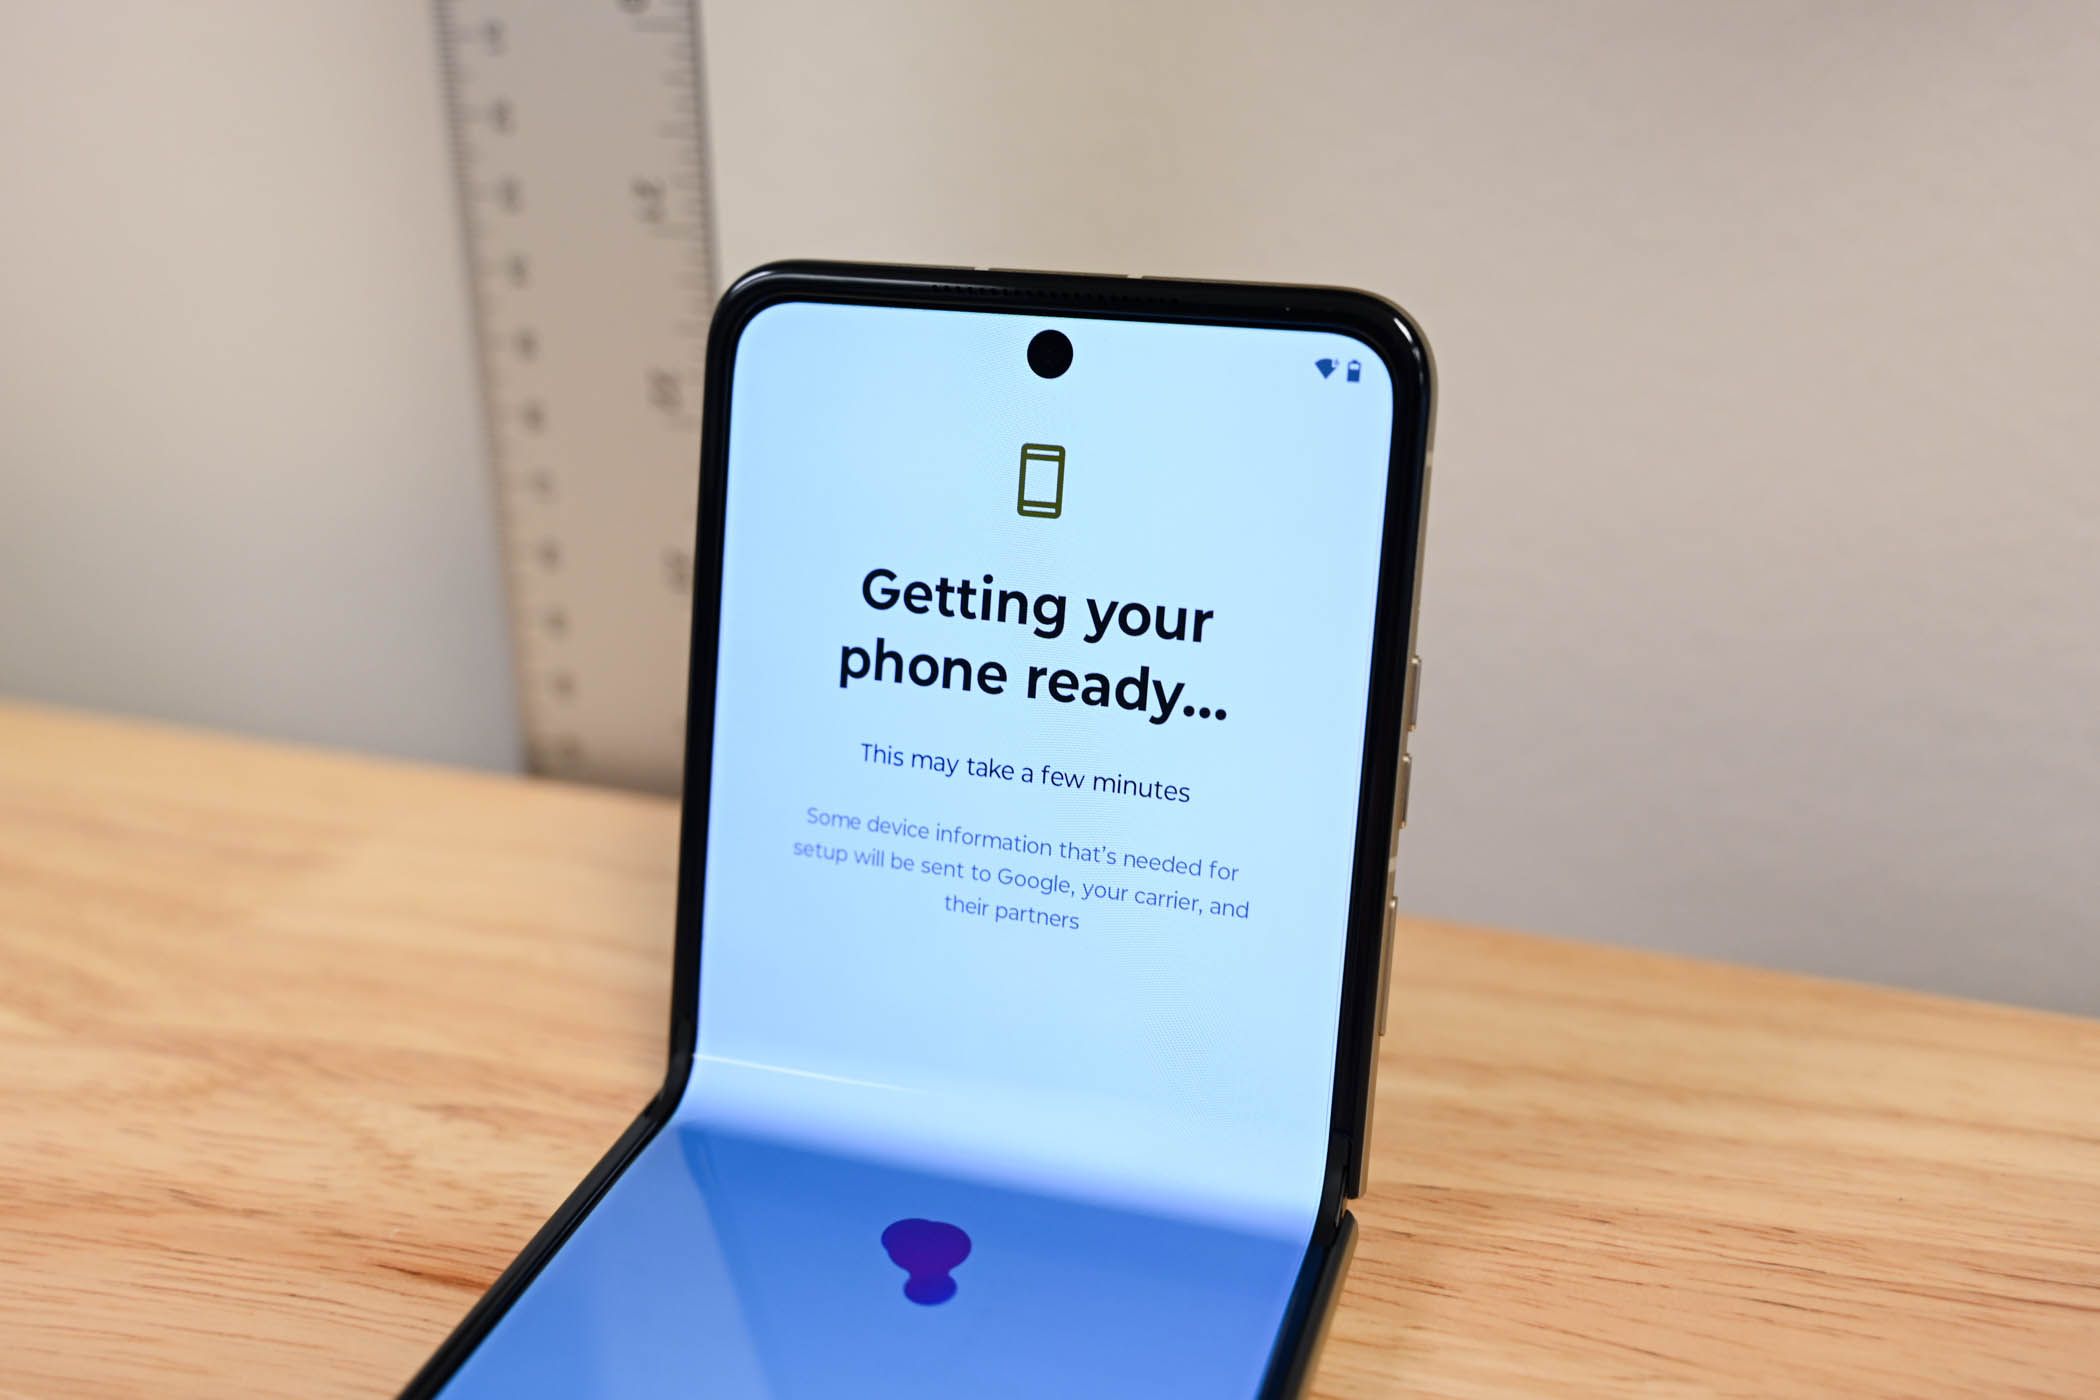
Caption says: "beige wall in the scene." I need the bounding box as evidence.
[704,0,2100,1011]
[0,2,517,768]
[0,2,2093,1011]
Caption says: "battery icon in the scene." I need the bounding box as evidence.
[1016,443,1065,519]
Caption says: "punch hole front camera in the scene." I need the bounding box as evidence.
[1027,329,1073,379]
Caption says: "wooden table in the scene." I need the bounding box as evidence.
[1,702,2095,1397]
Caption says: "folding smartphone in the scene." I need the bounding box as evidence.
[402,263,1434,1398]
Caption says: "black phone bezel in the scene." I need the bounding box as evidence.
[398,261,1434,1400]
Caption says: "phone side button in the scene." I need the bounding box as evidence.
[1394,752,1412,829]
[1405,654,1422,732]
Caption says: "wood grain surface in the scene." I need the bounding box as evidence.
[0,702,2095,1397]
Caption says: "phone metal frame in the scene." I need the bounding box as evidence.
[399,261,1434,1399]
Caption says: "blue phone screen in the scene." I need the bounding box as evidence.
[438,301,1399,1397]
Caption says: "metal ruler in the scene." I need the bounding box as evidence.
[434,0,715,792]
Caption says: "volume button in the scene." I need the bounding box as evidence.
[1394,752,1412,829]
[1405,654,1421,732]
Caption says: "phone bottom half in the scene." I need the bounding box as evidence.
[431,1121,1322,1398]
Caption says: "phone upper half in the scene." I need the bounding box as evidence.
[683,289,1425,1236]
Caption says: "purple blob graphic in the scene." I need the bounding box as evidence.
[881,1218,971,1305]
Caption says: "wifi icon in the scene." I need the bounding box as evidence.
[1315,357,1338,379]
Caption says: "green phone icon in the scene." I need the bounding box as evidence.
[1016,443,1065,519]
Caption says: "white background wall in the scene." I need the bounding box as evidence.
[2,2,2096,1013]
